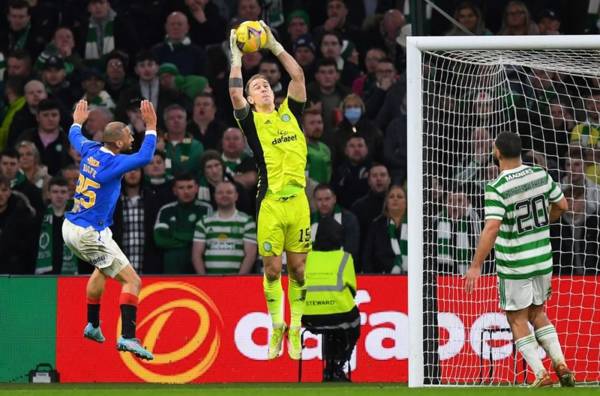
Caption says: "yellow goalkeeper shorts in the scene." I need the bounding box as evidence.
[257,191,311,256]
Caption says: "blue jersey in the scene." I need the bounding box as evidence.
[65,124,157,231]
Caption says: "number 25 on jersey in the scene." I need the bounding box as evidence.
[74,174,100,210]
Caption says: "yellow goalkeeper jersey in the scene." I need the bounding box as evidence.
[236,97,307,197]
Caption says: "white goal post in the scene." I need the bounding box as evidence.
[407,35,600,387]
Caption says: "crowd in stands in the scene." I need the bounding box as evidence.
[0,0,599,276]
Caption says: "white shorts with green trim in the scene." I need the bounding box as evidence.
[498,273,552,311]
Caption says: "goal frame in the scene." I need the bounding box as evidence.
[406,35,600,387]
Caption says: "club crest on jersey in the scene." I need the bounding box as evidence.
[263,242,272,252]
[188,214,197,222]
[281,114,291,122]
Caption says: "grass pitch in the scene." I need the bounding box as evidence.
[0,383,599,396]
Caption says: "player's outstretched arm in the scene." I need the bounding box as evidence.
[228,29,248,111]
[140,99,157,131]
[69,100,92,154]
[259,20,306,102]
[464,219,501,293]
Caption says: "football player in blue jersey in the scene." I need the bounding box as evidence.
[62,99,157,360]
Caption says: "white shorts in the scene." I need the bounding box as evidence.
[62,219,129,278]
[498,273,552,311]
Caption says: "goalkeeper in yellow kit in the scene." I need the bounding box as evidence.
[228,21,310,360]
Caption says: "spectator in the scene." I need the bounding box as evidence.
[0,148,43,216]
[182,0,227,48]
[362,184,406,274]
[352,47,385,98]
[16,99,72,176]
[154,172,213,274]
[311,183,360,264]
[111,168,163,274]
[35,26,85,76]
[116,50,183,128]
[0,175,38,274]
[330,93,383,169]
[163,104,204,177]
[259,57,285,96]
[307,58,350,141]
[0,78,26,151]
[284,10,310,51]
[551,185,600,275]
[220,127,257,191]
[313,0,361,48]
[561,147,599,216]
[60,163,79,199]
[569,90,600,150]
[76,0,140,65]
[158,63,180,92]
[434,189,482,275]
[143,150,175,206]
[351,163,391,254]
[384,114,408,186]
[0,0,47,59]
[5,49,33,81]
[532,100,572,170]
[80,68,115,113]
[198,150,253,215]
[304,109,332,185]
[41,56,79,111]
[192,180,257,274]
[188,93,227,150]
[234,0,262,23]
[16,140,49,190]
[331,135,371,209]
[537,9,561,35]
[446,2,492,36]
[34,176,78,275]
[8,80,47,149]
[103,50,132,103]
[292,35,317,84]
[363,9,406,71]
[84,107,113,142]
[318,31,360,88]
[453,127,494,205]
[498,1,538,35]
[152,12,206,76]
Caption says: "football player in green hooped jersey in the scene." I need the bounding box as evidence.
[228,20,310,361]
[465,132,574,388]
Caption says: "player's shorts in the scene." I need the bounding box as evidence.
[257,191,311,256]
[498,273,552,311]
[62,219,129,278]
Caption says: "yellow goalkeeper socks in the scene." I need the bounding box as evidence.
[263,275,284,325]
[288,277,306,329]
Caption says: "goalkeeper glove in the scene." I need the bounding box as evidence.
[259,20,284,56]
[229,29,243,68]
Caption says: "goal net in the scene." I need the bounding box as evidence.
[407,36,600,386]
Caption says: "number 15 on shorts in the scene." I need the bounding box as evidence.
[299,227,311,243]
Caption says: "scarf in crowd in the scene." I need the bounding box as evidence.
[310,205,342,242]
[11,23,31,51]
[197,176,211,202]
[35,205,78,274]
[436,207,481,275]
[84,91,116,113]
[388,214,408,274]
[165,35,191,51]
[0,52,5,82]
[85,9,116,60]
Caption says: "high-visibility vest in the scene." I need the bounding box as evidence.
[304,249,357,316]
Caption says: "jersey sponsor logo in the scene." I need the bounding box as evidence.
[87,156,100,167]
[118,282,223,383]
[504,167,533,181]
[271,134,298,145]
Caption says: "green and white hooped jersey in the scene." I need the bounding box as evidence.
[193,210,256,273]
[485,165,564,279]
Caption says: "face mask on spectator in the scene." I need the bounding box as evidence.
[344,107,362,124]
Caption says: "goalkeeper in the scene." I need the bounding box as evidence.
[228,21,310,360]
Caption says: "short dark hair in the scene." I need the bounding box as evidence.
[245,73,269,95]
[7,48,31,63]
[174,172,197,183]
[200,149,223,171]
[313,183,335,197]
[37,98,61,113]
[153,150,166,161]
[0,148,19,160]
[8,0,29,11]
[48,176,69,189]
[315,58,338,72]
[4,77,25,97]
[194,92,216,105]
[135,50,157,65]
[495,132,521,159]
